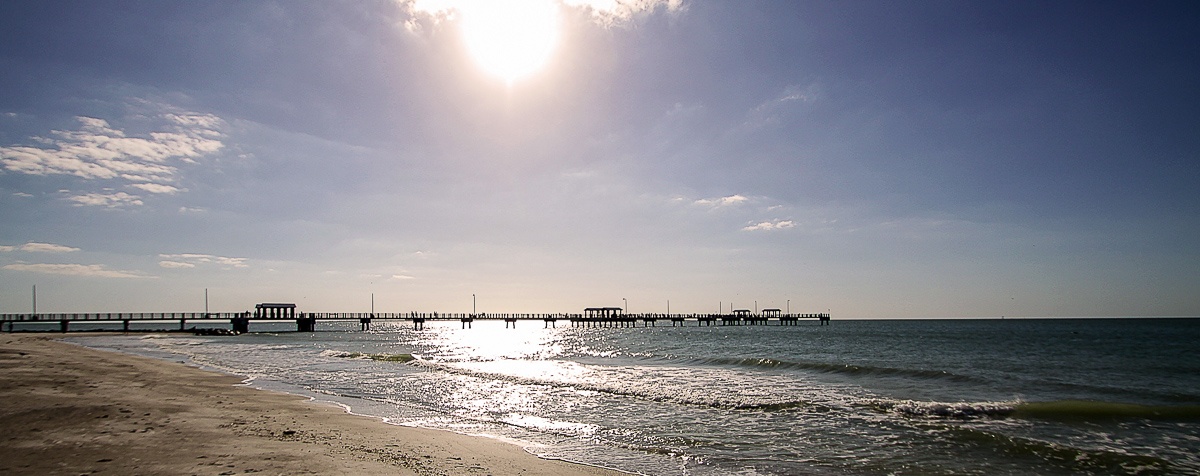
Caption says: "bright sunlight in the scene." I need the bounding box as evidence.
[458,0,560,83]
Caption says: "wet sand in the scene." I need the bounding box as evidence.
[0,334,623,475]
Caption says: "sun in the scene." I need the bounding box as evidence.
[458,0,560,83]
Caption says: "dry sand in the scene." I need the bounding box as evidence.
[0,334,624,476]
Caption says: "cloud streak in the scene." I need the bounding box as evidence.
[742,219,796,232]
[2,263,148,278]
[65,191,144,208]
[0,242,80,253]
[694,194,749,208]
[158,253,249,269]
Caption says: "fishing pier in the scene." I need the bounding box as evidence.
[1,304,830,333]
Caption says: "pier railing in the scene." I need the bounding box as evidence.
[0,312,831,322]
[0,312,244,321]
[0,311,831,332]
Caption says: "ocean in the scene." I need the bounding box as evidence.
[76,318,1200,475]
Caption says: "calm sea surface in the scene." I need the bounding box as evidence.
[76,318,1200,475]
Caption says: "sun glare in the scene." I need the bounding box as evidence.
[459,0,560,83]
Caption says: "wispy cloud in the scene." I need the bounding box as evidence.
[694,194,749,208]
[3,263,148,278]
[65,191,144,208]
[0,110,224,206]
[0,242,80,253]
[128,183,181,194]
[562,0,686,26]
[158,253,248,269]
[404,0,684,28]
[743,83,819,130]
[742,219,796,232]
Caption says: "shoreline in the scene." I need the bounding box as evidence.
[0,333,624,475]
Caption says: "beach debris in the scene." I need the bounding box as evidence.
[192,328,241,336]
[325,351,415,362]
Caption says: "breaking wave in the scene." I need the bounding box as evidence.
[320,350,415,362]
[1013,400,1200,421]
[686,356,981,382]
[868,398,1200,422]
[408,358,834,411]
[867,398,1019,419]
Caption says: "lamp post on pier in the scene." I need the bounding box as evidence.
[473,294,476,315]
[787,299,790,315]
[622,298,627,313]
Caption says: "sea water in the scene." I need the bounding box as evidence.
[76,318,1200,475]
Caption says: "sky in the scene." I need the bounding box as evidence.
[1,0,1198,318]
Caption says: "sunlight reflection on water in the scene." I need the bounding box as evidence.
[414,325,568,361]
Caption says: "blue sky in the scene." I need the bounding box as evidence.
[1,0,1197,317]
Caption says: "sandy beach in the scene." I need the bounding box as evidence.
[0,334,623,476]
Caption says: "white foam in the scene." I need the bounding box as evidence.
[866,398,1021,418]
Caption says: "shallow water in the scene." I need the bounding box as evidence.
[77,318,1200,475]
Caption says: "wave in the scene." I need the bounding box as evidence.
[389,352,1200,426]
[321,350,415,362]
[685,356,980,383]
[939,425,1173,475]
[866,398,1019,419]
[1013,377,1200,407]
[407,358,835,412]
[1013,400,1200,422]
[867,398,1200,422]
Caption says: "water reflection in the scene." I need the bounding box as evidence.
[411,322,569,362]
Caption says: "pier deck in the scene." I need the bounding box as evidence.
[0,311,830,332]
